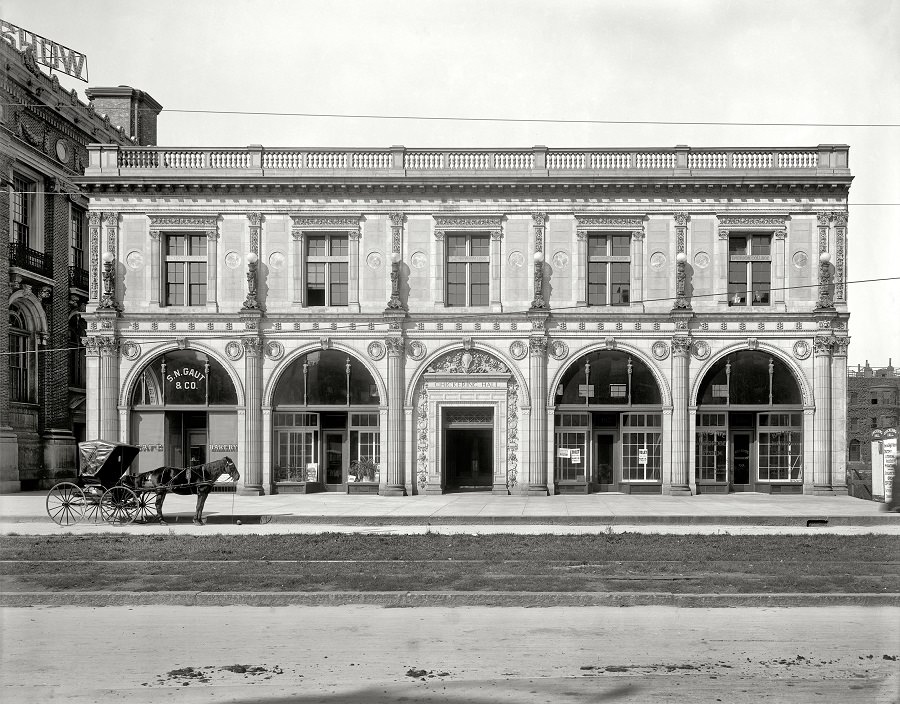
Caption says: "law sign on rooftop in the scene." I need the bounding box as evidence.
[1,20,88,81]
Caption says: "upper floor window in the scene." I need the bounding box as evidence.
[446,234,489,307]
[587,234,631,306]
[848,439,861,462]
[165,234,207,306]
[11,175,35,247]
[728,234,771,306]
[306,235,348,306]
[70,208,86,269]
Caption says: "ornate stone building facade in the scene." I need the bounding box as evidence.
[77,143,851,496]
[1,38,160,490]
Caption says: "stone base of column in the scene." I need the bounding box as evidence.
[527,483,550,496]
[813,484,836,496]
[492,481,510,495]
[380,485,407,497]
[239,485,265,496]
[802,484,817,495]
[424,482,443,495]
[42,428,78,484]
[0,428,20,493]
[665,484,692,496]
[831,486,849,496]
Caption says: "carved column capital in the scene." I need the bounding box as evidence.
[531,212,547,227]
[247,212,263,227]
[831,336,850,357]
[816,212,832,227]
[490,230,503,241]
[631,229,645,241]
[291,228,304,242]
[673,212,689,227]
[241,337,264,356]
[718,228,730,240]
[97,336,119,355]
[385,337,405,356]
[813,335,833,356]
[774,229,787,240]
[671,336,692,356]
[81,335,102,357]
[388,212,405,228]
[576,229,587,241]
[348,227,362,241]
[88,211,103,228]
[434,229,445,241]
[529,336,548,356]
[149,229,161,241]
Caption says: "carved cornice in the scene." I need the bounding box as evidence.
[575,215,645,229]
[433,215,502,231]
[147,215,218,231]
[290,215,361,231]
[717,215,788,228]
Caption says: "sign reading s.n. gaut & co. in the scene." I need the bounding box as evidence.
[164,363,207,404]
[1,20,89,81]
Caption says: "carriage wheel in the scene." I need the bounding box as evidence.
[134,490,159,523]
[46,483,85,526]
[99,486,138,525]
[81,486,104,523]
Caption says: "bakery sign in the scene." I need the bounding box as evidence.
[1,20,89,81]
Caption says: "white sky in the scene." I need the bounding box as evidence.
[10,0,899,368]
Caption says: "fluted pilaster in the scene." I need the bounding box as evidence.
[241,336,264,494]
[812,335,833,494]
[383,337,407,495]
[98,337,119,441]
[528,335,549,495]
[668,335,692,495]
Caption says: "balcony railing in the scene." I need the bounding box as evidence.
[69,266,89,290]
[86,144,851,179]
[9,242,53,278]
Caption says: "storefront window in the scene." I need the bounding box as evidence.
[556,351,661,405]
[697,352,801,406]
[696,413,727,482]
[275,413,319,483]
[272,350,379,406]
[758,413,802,481]
[621,413,661,481]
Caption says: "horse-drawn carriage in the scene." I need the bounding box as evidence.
[45,439,239,526]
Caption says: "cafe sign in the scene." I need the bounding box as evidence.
[1,20,89,81]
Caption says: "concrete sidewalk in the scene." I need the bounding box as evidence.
[3,490,898,534]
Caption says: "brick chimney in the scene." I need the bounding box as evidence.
[84,85,162,146]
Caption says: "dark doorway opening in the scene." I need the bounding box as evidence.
[445,428,493,490]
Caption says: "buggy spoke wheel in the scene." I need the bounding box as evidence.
[46,483,85,526]
[134,490,158,523]
[99,486,138,525]
[82,486,104,523]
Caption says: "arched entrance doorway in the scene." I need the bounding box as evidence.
[553,350,664,494]
[271,350,381,493]
[694,351,804,493]
[129,349,239,475]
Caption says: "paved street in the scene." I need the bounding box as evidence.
[1,606,897,703]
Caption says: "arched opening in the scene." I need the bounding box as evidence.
[272,350,381,492]
[8,308,36,403]
[695,351,804,493]
[129,349,239,475]
[553,350,664,494]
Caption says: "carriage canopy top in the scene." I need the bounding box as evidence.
[78,440,141,480]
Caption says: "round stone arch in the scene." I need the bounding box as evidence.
[547,341,672,409]
[263,342,387,407]
[689,341,812,407]
[404,341,530,408]
[119,341,246,408]
[9,288,49,342]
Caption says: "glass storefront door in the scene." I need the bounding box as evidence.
[731,432,752,486]
[594,432,616,491]
[324,432,345,489]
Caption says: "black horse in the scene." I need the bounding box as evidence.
[134,457,239,525]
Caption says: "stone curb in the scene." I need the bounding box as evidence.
[7,513,900,526]
[2,591,897,608]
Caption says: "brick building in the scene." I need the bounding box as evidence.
[1,39,160,490]
[77,142,852,497]
[846,360,899,499]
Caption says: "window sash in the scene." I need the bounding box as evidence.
[445,234,491,307]
[276,430,317,482]
[555,431,586,482]
[729,235,772,307]
[306,235,350,306]
[11,176,34,245]
[586,234,631,306]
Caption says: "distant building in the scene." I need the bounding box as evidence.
[847,360,900,499]
[1,38,160,491]
[77,142,852,497]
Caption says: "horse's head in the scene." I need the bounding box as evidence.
[223,457,240,482]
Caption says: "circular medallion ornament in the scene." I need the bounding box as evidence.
[366,251,384,270]
[407,341,427,360]
[691,340,710,360]
[651,341,670,360]
[508,251,525,268]
[693,251,710,269]
[125,250,144,270]
[649,252,667,271]
[268,252,286,271]
[121,341,140,361]
[224,251,241,269]
[55,139,69,164]
[549,340,569,360]
[367,341,386,361]
[793,340,811,360]
[411,251,428,269]
[552,251,569,270]
[265,341,284,360]
[225,341,244,361]
[792,251,809,269]
[509,340,528,360]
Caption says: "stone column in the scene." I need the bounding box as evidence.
[83,336,101,439]
[241,336,264,495]
[773,228,787,306]
[98,337,120,441]
[813,335,833,495]
[382,337,406,496]
[668,335,692,495]
[632,227,645,310]
[348,226,361,312]
[830,336,850,495]
[206,227,218,309]
[717,227,730,306]
[527,335,549,495]
[490,229,503,311]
